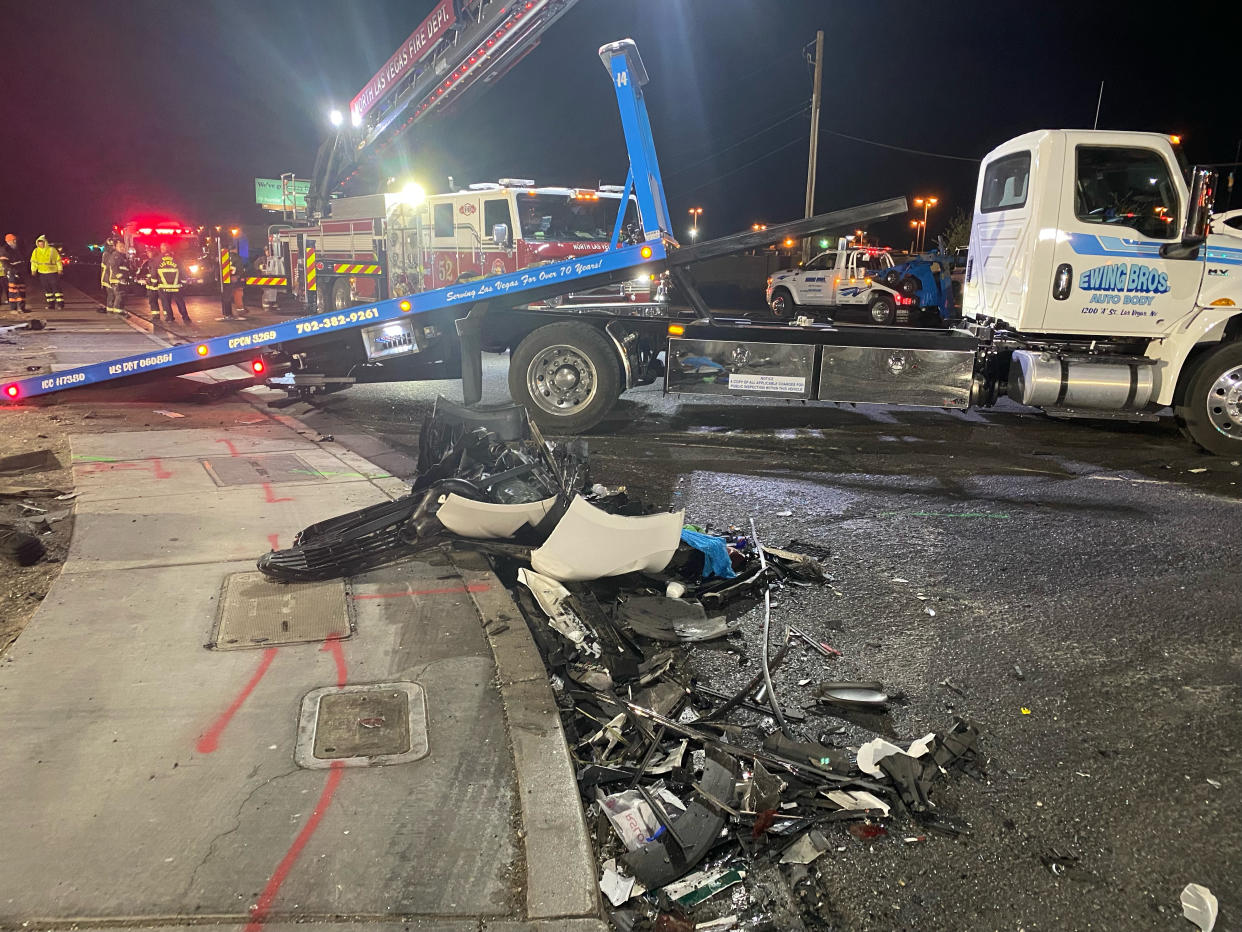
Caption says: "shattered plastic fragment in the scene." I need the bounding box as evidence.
[600,859,638,907]
[663,867,746,907]
[856,738,904,776]
[517,568,591,648]
[1180,883,1218,932]
[437,493,557,539]
[825,789,891,817]
[620,596,735,642]
[531,496,684,581]
[780,829,831,865]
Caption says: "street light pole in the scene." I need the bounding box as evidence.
[912,196,938,252]
[688,206,703,239]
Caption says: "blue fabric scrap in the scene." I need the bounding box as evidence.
[680,528,737,579]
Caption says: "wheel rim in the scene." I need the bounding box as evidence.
[870,302,891,324]
[526,344,598,416]
[771,294,787,317]
[1205,362,1242,438]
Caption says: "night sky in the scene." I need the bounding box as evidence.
[2,0,1237,252]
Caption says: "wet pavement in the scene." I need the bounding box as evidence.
[275,355,1240,931]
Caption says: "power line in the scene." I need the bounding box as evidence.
[667,103,809,179]
[819,127,980,162]
[674,135,807,196]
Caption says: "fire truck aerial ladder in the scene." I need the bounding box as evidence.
[1,40,907,437]
[307,0,583,219]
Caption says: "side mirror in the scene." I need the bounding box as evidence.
[1162,168,1215,259]
[492,223,510,248]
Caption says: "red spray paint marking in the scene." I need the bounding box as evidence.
[351,583,491,600]
[242,637,347,932]
[262,482,293,504]
[267,533,280,551]
[242,760,345,932]
[217,438,241,456]
[322,636,347,687]
[151,458,172,480]
[195,648,278,754]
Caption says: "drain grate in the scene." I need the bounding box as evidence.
[201,453,322,487]
[295,683,429,769]
[210,571,353,649]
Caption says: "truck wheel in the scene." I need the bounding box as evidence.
[769,287,797,320]
[868,295,896,325]
[329,278,352,312]
[509,322,620,433]
[898,276,921,298]
[1175,340,1242,456]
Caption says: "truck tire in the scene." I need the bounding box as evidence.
[898,276,921,298]
[1175,340,1242,456]
[329,277,352,313]
[769,287,797,320]
[868,295,896,325]
[509,322,620,434]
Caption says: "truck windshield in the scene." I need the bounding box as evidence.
[518,195,631,242]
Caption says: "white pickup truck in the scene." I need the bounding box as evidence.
[764,243,920,324]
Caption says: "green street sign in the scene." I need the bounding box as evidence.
[255,178,310,211]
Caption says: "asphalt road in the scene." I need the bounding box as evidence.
[283,354,1239,932]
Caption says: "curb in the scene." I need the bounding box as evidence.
[453,549,604,924]
[110,317,601,923]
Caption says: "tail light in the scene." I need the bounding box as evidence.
[251,359,266,375]
[3,384,18,399]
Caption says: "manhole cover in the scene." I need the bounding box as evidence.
[201,453,321,486]
[210,572,353,649]
[295,683,429,769]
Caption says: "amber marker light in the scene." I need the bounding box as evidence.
[196,344,209,357]
[640,246,653,258]
[399,300,412,311]
[667,323,685,336]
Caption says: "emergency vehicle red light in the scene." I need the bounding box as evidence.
[195,344,209,357]
[4,384,18,399]
[138,228,153,235]
[640,246,653,258]
[250,359,265,375]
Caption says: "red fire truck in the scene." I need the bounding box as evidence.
[114,219,216,291]
[272,180,658,314]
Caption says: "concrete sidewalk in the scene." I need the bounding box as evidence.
[0,292,602,931]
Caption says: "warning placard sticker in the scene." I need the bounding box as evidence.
[727,373,806,393]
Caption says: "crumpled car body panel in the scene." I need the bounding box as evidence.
[437,493,557,539]
[530,496,684,582]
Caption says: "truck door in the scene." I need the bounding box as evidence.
[1044,140,1202,335]
[799,252,833,305]
[832,252,865,305]
[482,197,515,277]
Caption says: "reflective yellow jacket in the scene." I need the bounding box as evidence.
[30,245,62,274]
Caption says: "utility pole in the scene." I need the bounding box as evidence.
[802,30,824,264]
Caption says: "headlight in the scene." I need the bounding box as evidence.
[188,264,199,274]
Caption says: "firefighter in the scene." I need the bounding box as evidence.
[103,239,131,314]
[156,242,191,324]
[259,245,284,313]
[216,244,246,320]
[1,233,29,312]
[137,247,161,318]
[29,236,64,309]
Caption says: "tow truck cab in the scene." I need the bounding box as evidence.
[963,129,1242,453]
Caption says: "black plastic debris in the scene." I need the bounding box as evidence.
[260,399,989,927]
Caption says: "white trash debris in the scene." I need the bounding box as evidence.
[1180,883,1218,932]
